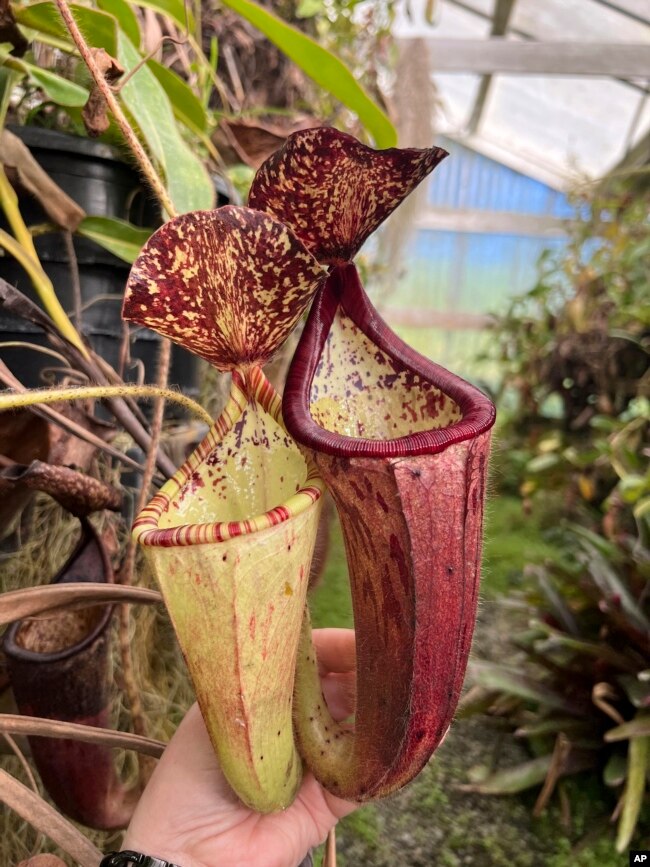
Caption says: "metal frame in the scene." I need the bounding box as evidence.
[411,39,650,76]
[466,0,517,134]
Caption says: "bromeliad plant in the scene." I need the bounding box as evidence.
[123,128,496,811]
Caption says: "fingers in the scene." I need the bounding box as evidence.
[320,671,356,722]
[312,628,355,676]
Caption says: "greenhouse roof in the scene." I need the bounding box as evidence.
[393,0,650,189]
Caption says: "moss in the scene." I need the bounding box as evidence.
[546,837,620,867]
[409,765,450,813]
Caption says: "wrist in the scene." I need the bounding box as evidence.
[117,837,314,867]
[119,836,205,867]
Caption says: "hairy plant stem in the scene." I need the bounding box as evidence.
[54,0,177,221]
[0,383,212,424]
[55,0,181,769]
[117,339,173,784]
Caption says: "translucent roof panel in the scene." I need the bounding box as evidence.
[392,0,650,189]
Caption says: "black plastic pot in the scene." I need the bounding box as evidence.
[0,126,200,399]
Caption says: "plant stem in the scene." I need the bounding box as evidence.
[0,383,213,425]
[55,0,182,768]
[54,0,177,221]
[117,339,173,785]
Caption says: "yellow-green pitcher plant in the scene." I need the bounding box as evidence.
[123,129,496,811]
[124,207,326,812]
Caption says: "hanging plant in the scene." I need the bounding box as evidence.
[123,128,496,811]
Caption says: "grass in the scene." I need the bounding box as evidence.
[482,494,560,597]
[309,512,353,630]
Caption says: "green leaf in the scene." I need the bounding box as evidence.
[459,751,596,795]
[616,735,649,852]
[603,751,627,786]
[29,65,88,107]
[514,717,590,738]
[14,2,117,55]
[618,675,650,709]
[130,0,192,30]
[96,0,140,48]
[570,524,649,634]
[0,50,88,107]
[620,474,649,504]
[146,59,207,134]
[605,716,650,742]
[219,0,396,148]
[77,216,152,264]
[526,452,561,474]
[117,32,214,215]
[459,756,553,795]
[468,661,581,715]
[531,621,638,672]
[296,0,323,17]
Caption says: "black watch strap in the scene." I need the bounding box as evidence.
[100,851,181,867]
[101,846,314,867]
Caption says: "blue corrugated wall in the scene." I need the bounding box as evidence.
[379,137,575,379]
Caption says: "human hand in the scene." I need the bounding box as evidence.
[122,628,357,867]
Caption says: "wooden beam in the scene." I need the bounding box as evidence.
[414,208,569,237]
[409,38,650,76]
[382,308,493,330]
[444,0,649,95]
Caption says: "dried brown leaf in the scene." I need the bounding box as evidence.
[0,713,164,757]
[215,116,319,169]
[0,769,102,866]
[81,48,124,137]
[0,0,28,56]
[1,131,85,230]
[0,583,162,626]
[533,732,572,816]
[17,856,67,867]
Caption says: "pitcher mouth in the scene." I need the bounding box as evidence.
[3,520,114,664]
[133,368,324,548]
[283,264,496,458]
